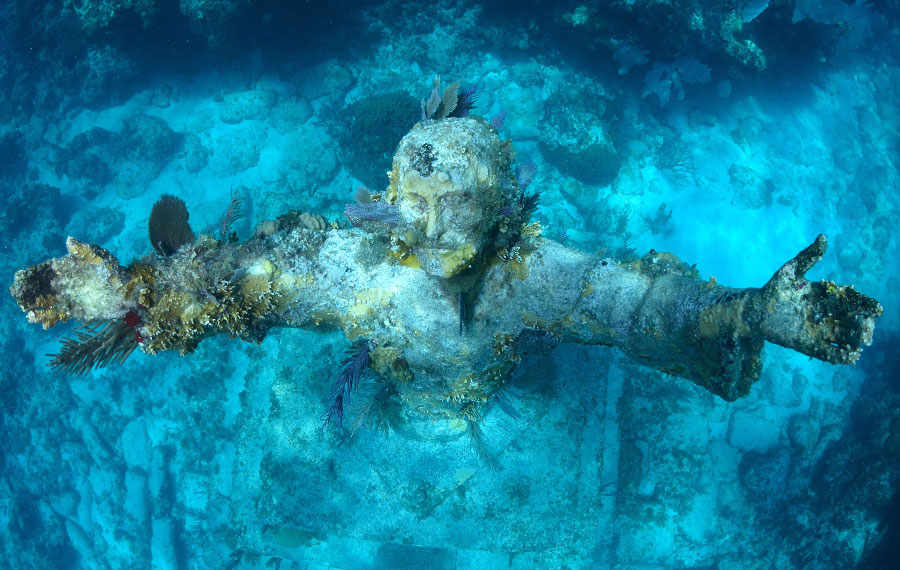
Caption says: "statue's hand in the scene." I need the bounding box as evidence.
[752,234,882,364]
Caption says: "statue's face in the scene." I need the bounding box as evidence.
[396,169,499,278]
[390,119,516,278]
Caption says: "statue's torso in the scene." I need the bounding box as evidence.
[284,229,593,419]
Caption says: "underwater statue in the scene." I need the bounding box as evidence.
[9,117,883,428]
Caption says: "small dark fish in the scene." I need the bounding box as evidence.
[458,291,465,337]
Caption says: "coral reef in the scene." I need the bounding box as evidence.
[539,89,624,186]
[337,90,420,190]
[51,113,181,199]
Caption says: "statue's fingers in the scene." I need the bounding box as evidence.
[766,234,828,292]
[795,234,829,276]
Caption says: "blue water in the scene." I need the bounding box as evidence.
[1,1,899,569]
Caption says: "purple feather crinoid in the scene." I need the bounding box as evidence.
[516,161,537,191]
[344,202,401,226]
[321,340,373,429]
[450,84,479,118]
[489,110,506,131]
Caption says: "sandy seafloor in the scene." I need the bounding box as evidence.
[1,1,900,569]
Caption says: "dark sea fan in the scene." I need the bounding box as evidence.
[642,59,711,106]
[149,194,194,256]
[612,44,649,75]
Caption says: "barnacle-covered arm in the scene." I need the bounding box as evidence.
[748,234,881,365]
[563,234,882,400]
[10,237,135,329]
[9,216,345,360]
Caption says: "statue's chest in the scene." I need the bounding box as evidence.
[377,335,514,418]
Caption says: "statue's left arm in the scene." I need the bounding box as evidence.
[502,235,881,400]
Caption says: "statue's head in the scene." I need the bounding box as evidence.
[386,117,520,278]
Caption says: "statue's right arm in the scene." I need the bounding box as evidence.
[9,224,356,357]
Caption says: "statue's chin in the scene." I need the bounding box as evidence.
[416,243,477,278]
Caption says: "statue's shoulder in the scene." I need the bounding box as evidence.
[487,238,594,281]
[314,228,424,281]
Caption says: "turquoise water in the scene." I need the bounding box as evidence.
[1,2,899,569]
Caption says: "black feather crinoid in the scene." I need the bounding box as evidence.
[321,339,375,429]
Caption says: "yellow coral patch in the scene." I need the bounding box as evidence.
[27,303,68,330]
[370,346,412,383]
[347,303,374,320]
[438,243,476,277]
[698,302,751,339]
[311,309,342,327]
[384,163,399,204]
[354,287,394,306]
[398,252,422,269]
[295,273,316,286]
[262,259,281,279]
[521,311,548,329]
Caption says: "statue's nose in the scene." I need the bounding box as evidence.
[424,207,440,238]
